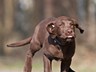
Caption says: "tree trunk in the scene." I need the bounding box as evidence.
[29,0,44,33]
[4,0,14,34]
[52,0,77,18]
[87,0,96,48]
[0,0,4,55]
[3,0,14,55]
[44,0,53,18]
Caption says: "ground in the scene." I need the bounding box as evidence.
[0,45,96,72]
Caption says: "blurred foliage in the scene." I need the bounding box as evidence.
[0,0,96,72]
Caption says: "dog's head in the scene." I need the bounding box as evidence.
[46,16,84,42]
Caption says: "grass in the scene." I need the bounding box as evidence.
[0,45,96,72]
[0,57,96,72]
[0,57,23,72]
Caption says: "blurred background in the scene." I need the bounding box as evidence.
[0,0,96,72]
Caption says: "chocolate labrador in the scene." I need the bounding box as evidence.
[7,16,84,72]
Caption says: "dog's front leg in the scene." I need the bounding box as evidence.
[43,54,52,72]
[60,58,72,72]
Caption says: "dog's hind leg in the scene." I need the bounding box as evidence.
[23,49,32,72]
[23,40,41,72]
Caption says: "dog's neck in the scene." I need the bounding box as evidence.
[53,37,64,46]
[53,37,75,46]
[49,36,65,46]
[49,35,74,47]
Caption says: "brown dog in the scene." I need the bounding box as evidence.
[7,16,84,72]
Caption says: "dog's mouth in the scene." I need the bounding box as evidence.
[67,36,73,38]
[66,35,75,42]
[56,35,75,45]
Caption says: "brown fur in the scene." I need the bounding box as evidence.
[7,16,84,72]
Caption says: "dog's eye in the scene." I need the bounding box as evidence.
[59,22,65,26]
[70,22,74,26]
[70,22,74,25]
[71,25,74,28]
[70,23,74,28]
[59,24,62,26]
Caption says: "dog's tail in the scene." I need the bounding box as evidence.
[7,37,32,47]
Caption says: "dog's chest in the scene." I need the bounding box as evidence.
[44,43,75,61]
[48,45,64,60]
[43,37,75,60]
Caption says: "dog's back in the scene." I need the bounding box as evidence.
[7,17,56,47]
[32,17,56,45]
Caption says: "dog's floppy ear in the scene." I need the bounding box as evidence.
[46,23,57,38]
[72,19,84,34]
[75,24,84,33]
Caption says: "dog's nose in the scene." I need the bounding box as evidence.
[65,29,74,37]
[67,29,72,34]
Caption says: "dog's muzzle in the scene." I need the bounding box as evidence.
[66,35,75,42]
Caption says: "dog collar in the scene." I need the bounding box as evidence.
[53,37,65,46]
